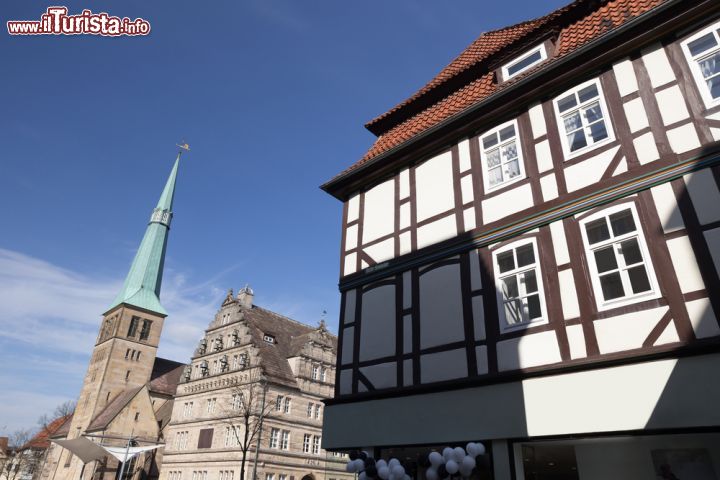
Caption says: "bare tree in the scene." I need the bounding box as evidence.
[1,429,39,480]
[52,401,75,419]
[221,370,273,480]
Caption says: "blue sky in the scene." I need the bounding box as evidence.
[0,0,568,432]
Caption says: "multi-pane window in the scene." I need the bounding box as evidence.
[312,435,321,455]
[682,21,720,106]
[493,239,547,331]
[311,365,319,380]
[306,402,313,418]
[206,398,216,414]
[269,428,279,449]
[480,120,524,190]
[265,475,274,480]
[224,426,240,447]
[280,430,290,450]
[231,393,243,411]
[127,317,140,337]
[279,475,286,480]
[219,471,234,480]
[283,397,291,413]
[182,402,193,418]
[554,79,614,157]
[303,434,311,453]
[320,367,327,382]
[275,395,283,411]
[175,431,189,450]
[501,44,548,80]
[139,319,152,340]
[580,205,658,310]
[314,404,321,420]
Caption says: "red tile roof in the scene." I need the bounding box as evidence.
[23,414,73,449]
[335,0,667,185]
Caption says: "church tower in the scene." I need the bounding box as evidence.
[47,152,183,480]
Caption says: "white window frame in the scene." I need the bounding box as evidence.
[303,433,311,453]
[492,237,548,332]
[280,430,290,450]
[269,428,279,449]
[501,43,548,80]
[579,203,660,311]
[283,397,291,414]
[311,365,319,380]
[553,78,615,159]
[681,20,720,108]
[306,402,313,418]
[312,435,321,455]
[479,119,526,192]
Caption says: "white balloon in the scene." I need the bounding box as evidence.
[388,473,396,480]
[354,460,366,472]
[378,466,390,480]
[376,460,388,470]
[388,459,400,468]
[465,443,477,457]
[359,473,367,480]
[445,460,459,475]
[364,451,374,459]
[442,447,454,462]
[346,462,356,473]
[404,476,411,480]
[429,452,444,467]
[453,447,465,462]
[475,443,486,456]
[461,455,476,472]
[425,469,438,480]
[392,465,405,478]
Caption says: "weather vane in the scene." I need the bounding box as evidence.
[176,141,190,156]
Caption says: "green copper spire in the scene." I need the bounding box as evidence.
[107,151,184,315]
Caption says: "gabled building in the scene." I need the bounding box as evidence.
[321,0,720,478]
[41,153,186,480]
[160,287,350,480]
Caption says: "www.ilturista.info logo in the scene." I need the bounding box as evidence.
[7,7,150,36]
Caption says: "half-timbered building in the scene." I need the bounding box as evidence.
[321,0,720,478]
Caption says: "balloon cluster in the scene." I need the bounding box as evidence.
[425,443,485,480]
[345,451,411,480]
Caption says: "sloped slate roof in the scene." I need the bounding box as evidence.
[243,306,337,388]
[148,357,185,396]
[331,0,667,184]
[50,414,74,439]
[86,387,144,432]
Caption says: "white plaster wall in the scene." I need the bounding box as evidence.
[359,284,396,361]
[684,168,720,225]
[415,151,455,222]
[654,321,679,346]
[416,214,457,250]
[399,231,411,255]
[641,43,675,88]
[362,179,395,243]
[540,173,558,201]
[359,363,396,390]
[419,263,465,349]
[458,139,472,172]
[345,224,358,251]
[650,182,685,233]
[476,345,488,375]
[633,131,660,164]
[341,327,354,365]
[535,139,554,173]
[623,97,650,133]
[667,123,701,154]
[666,235,705,293]
[594,307,669,354]
[472,296,486,341]
[400,202,411,229]
[344,253,356,276]
[497,331,562,371]
[347,195,360,222]
[550,220,570,265]
[463,207,476,231]
[686,297,720,339]
[528,103,546,139]
[612,58,639,96]
[420,348,468,384]
[482,183,534,223]
[399,169,410,199]
[566,324,586,359]
[706,227,720,278]
[461,175,474,204]
[564,146,619,192]
[558,269,580,320]
[656,85,690,126]
[364,238,394,264]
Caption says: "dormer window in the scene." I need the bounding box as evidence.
[263,334,275,344]
[501,44,547,80]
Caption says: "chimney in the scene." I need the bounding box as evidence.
[0,437,8,454]
[237,285,254,309]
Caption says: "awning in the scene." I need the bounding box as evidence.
[52,437,164,464]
